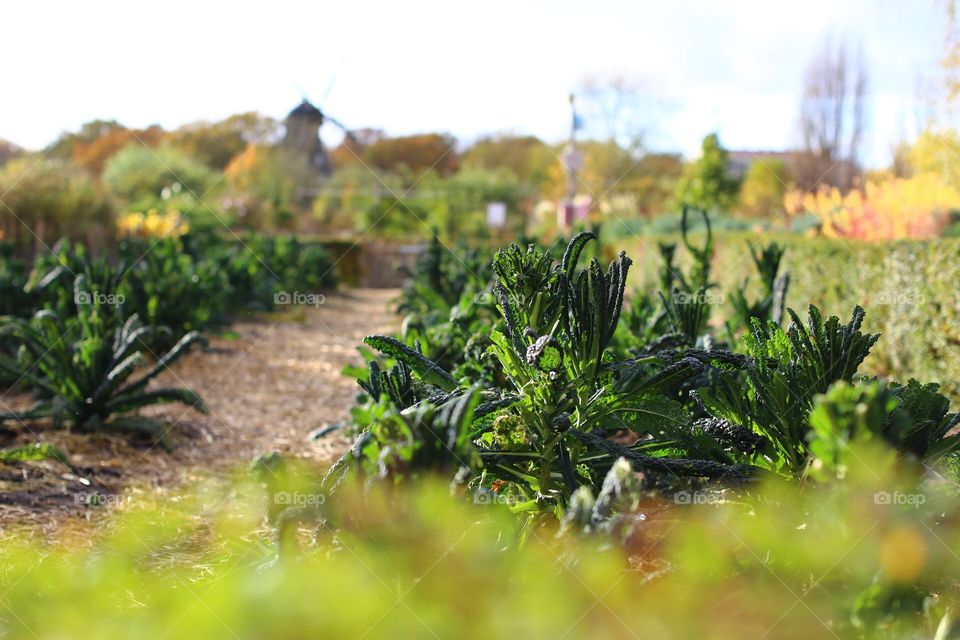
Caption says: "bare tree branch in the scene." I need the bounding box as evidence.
[796,38,868,190]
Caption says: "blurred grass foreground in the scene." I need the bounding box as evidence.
[2,442,959,639]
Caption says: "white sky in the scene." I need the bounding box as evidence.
[0,0,948,166]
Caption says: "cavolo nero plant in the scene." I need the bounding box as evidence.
[394,233,499,382]
[329,232,759,521]
[0,274,207,433]
[118,236,231,349]
[325,219,960,529]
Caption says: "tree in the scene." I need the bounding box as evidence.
[738,159,788,218]
[43,120,168,175]
[224,145,318,229]
[103,143,221,211]
[0,139,23,168]
[363,133,459,178]
[46,120,128,159]
[168,113,278,170]
[0,157,113,248]
[329,128,386,170]
[673,133,740,214]
[943,1,960,105]
[796,38,868,190]
[626,153,684,217]
[462,135,554,192]
[577,74,663,150]
[71,126,165,174]
[312,164,387,234]
[910,127,960,189]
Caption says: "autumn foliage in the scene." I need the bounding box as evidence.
[786,173,960,240]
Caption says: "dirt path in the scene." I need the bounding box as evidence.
[0,289,398,536]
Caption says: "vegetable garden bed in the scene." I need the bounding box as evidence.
[0,289,396,536]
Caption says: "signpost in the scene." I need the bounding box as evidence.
[558,93,586,228]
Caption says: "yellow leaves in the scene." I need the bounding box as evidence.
[878,525,927,583]
[117,209,189,238]
[784,173,960,240]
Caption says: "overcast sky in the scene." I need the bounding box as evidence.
[1,0,947,166]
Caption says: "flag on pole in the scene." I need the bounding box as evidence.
[572,113,584,132]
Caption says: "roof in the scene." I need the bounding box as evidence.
[728,150,798,162]
[727,150,800,176]
[287,99,324,122]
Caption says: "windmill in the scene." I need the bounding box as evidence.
[283,78,356,177]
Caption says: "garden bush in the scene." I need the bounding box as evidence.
[613,232,960,399]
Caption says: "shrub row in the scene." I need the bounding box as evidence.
[0,233,336,430]
[612,232,960,398]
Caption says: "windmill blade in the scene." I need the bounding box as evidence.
[322,73,337,102]
[324,113,357,143]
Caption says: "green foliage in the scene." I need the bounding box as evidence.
[0,442,69,465]
[362,335,457,392]
[24,240,121,320]
[341,233,759,521]
[215,233,336,311]
[614,209,718,352]
[341,223,959,531]
[726,241,790,339]
[0,157,113,247]
[103,143,221,211]
[168,112,277,170]
[0,242,33,316]
[617,232,960,400]
[696,305,880,474]
[808,379,960,478]
[3,220,960,638]
[889,379,960,458]
[673,133,741,214]
[738,159,788,218]
[326,387,483,490]
[0,293,207,430]
[317,164,527,241]
[3,458,960,638]
[118,236,231,347]
[394,234,498,380]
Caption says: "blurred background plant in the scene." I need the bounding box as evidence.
[1,453,959,639]
[0,157,113,250]
[785,173,960,240]
[117,209,190,238]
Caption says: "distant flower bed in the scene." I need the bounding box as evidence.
[117,209,190,238]
[786,173,960,240]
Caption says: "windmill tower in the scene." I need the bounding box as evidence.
[282,99,332,176]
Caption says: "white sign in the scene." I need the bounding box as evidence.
[487,202,507,228]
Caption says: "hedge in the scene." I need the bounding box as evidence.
[608,232,960,398]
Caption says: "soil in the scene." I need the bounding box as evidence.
[0,289,398,538]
